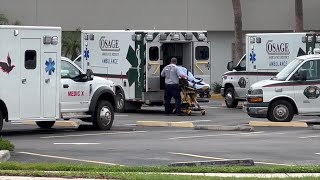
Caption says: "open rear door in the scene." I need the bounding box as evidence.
[193,41,211,84]
[146,42,161,92]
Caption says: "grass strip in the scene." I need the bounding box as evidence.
[0,170,319,180]
[1,162,320,174]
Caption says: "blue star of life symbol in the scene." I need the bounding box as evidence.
[249,51,256,63]
[45,58,55,75]
[84,48,90,60]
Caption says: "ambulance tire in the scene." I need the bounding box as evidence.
[36,121,55,129]
[225,87,238,108]
[92,100,114,130]
[0,111,3,132]
[268,100,294,122]
[115,90,126,113]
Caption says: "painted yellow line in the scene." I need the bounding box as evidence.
[249,121,308,128]
[23,121,79,127]
[19,151,123,166]
[136,121,194,128]
[40,131,146,139]
[168,152,294,166]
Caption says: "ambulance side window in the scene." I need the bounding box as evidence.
[195,46,209,60]
[61,61,80,79]
[25,50,37,69]
[149,47,159,61]
[297,60,320,80]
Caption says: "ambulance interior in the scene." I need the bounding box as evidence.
[159,43,193,89]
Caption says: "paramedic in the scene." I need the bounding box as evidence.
[161,57,186,116]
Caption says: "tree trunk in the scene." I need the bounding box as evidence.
[232,0,243,63]
[295,0,304,32]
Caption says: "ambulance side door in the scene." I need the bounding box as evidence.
[60,60,90,112]
[146,42,161,92]
[193,41,211,84]
[293,59,320,114]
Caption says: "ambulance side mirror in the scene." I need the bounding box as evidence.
[86,69,94,81]
[227,61,233,71]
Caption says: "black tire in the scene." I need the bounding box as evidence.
[267,100,294,122]
[92,100,114,130]
[115,90,125,113]
[36,121,55,129]
[224,87,239,108]
[0,110,3,132]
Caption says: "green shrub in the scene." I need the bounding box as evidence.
[0,137,15,151]
[211,82,222,94]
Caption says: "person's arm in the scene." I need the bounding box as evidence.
[161,66,166,77]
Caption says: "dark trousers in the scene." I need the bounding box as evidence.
[164,84,181,114]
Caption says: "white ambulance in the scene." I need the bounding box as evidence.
[245,34,320,122]
[0,25,116,131]
[221,33,310,108]
[74,30,211,112]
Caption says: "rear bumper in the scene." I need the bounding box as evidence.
[244,102,269,118]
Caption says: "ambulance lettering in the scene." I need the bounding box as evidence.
[68,91,84,96]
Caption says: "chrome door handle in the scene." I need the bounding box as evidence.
[22,79,27,84]
[45,78,50,83]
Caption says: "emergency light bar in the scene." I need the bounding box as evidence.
[198,33,206,41]
[146,34,153,41]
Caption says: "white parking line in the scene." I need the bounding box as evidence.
[115,115,129,117]
[168,132,264,140]
[40,131,146,139]
[18,152,123,166]
[315,153,320,155]
[168,152,294,166]
[299,135,320,139]
[53,143,101,145]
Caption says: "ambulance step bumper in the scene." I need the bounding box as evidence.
[61,113,92,119]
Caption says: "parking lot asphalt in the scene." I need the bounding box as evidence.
[2,99,320,166]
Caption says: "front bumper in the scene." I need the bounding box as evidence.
[244,102,269,118]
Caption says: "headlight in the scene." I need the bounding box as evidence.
[248,89,263,95]
[247,96,263,103]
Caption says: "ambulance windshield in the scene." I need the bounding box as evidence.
[275,58,304,81]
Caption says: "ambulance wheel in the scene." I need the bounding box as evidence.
[268,100,294,122]
[0,111,3,132]
[92,100,114,130]
[225,87,238,108]
[36,121,55,129]
[115,90,125,113]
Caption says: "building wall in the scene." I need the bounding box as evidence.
[1,0,320,31]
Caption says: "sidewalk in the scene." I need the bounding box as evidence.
[1,173,320,179]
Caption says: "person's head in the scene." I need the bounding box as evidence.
[170,57,177,65]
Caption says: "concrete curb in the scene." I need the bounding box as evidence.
[312,125,320,130]
[194,125,254,132]
[23,121,80,127]
[169,159,254,167]
[249,121,308,128]
[136,121,194,128]
[0,150,10,162]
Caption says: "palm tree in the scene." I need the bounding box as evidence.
[232,0,243,63]
[0,14,9,25]
[62,28,81,60]
[295,0,304,32]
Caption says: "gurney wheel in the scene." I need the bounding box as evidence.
[201,110,206,116]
